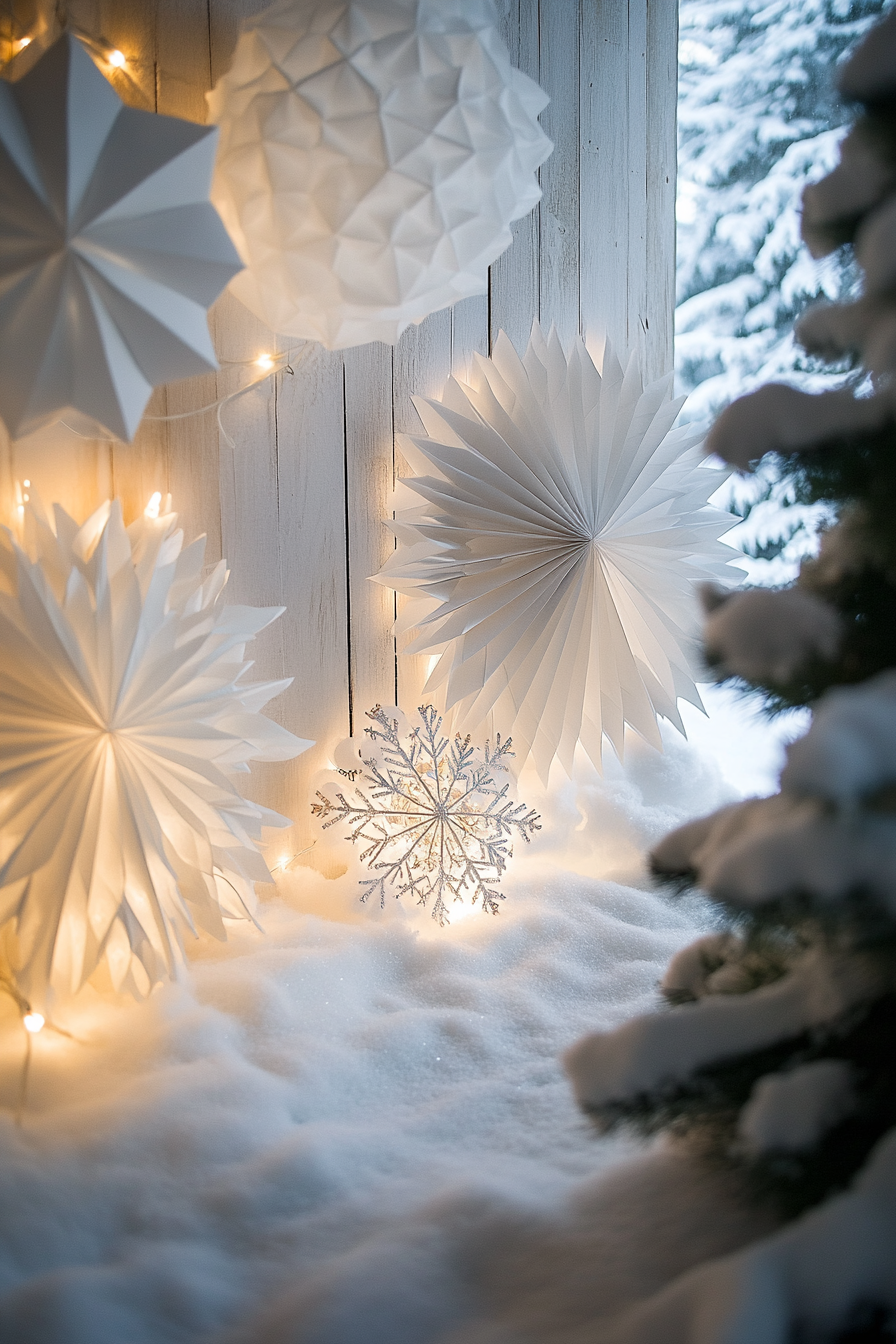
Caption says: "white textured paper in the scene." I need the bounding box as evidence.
[0,34,242,441]
[0,497,311,1010]
[375,325,743,777]
[207,0,552,349]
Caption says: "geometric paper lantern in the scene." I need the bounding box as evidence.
[0,496,311,1011]
[207,0,552,349]
[374,324,743,779]
[0,35,243,442]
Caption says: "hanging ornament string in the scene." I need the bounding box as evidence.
[55,343,314,449]
[2,4,157,109]
[0,973,75,1126]
[146,343,314,450]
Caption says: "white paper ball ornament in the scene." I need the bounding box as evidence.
[207,0,552,349]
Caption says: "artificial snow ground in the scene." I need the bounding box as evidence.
[0,709,794,1344]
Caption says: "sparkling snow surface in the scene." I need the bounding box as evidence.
[0,726,782,1344]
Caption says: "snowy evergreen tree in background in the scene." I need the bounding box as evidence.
[678,0,887,587]
[564,12,896,1342]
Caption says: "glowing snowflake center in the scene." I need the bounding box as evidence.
[312,706,540,924]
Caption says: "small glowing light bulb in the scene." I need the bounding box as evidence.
[108,49,127,68]
[255,354,274,371]
[22,1012,44,1033]
[144,491,162,519]
[22,493,29,502]
[23,479,30,487]
[14,36,32,52]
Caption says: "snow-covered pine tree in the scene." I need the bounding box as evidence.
[678,0,884,416]
[565,12,896,1341]
[679,0,886,589]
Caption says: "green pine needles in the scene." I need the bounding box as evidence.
[564,15,896,1328]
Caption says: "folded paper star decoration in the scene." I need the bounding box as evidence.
[374,325,743,777]
[0,496,311,1010]
[0,34,242,440]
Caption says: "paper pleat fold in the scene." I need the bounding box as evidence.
[0,498,312,1010]
[373,323,744,777]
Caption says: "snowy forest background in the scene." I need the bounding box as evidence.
[677,0,890,587]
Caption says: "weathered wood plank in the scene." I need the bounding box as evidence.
[273,345,350,868]
[646,0,678,382]
[538,0,580,343]
[343,341,396,722]
[625,0,650,373]
[490,0,540,355]
[393,309,453,711]
[450,294,489,382]
[104,0,176,528]
[580,1,630,357]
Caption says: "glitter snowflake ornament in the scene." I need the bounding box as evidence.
[0,496,312,1010]
[312,706,540,924]
[374,324,743,778]
[206,0,551,349]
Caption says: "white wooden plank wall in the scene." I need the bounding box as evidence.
[0,0,677,873]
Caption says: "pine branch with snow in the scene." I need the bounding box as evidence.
[565,11,896,1339]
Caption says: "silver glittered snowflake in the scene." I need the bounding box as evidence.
[312,706,540,924]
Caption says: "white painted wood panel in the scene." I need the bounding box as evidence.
[1,0,678,874]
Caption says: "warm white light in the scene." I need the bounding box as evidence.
[0,498,312,1006]
[22,492,28,502]
[107,49,126,68]
[22,479,29,487]
[255,354,274,371]
[14,37,32,52]
[22,1012,44,1033]
[144,491,162,519]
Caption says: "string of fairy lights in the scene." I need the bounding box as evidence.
[0,10,324,1079]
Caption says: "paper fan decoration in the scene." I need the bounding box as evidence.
[0,496,312,1010]
[206,0,551,349]
[374,325,743,777]
[0,34,243,441]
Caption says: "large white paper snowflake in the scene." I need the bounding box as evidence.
[312,705,540,924]
[207,0,551,349]
[0,497,311,1010]
[374,325,743,777]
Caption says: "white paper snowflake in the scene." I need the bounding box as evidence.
[374,324,743,778]
[0,497,312,1010]
[312,705,540,924]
